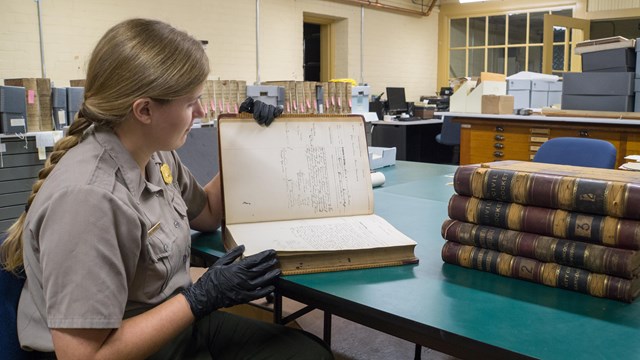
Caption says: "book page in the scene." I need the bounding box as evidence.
[226,214,416,256]
[220,117,373,224]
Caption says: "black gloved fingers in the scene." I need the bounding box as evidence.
[265,106,284,127]
[215,245,245,266]
[240,249,277,267]
[245,268,281,289]
[239,97,254,113]
[239,257,279,277]
[236,285,277,304]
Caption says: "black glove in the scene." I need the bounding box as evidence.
[181,245,280,319]
[239,97,283,126]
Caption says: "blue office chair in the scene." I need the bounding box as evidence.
[435,116,461,164]
[0,232,30,360]
[533,137,617,169]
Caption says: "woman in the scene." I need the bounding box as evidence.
[0,18,332,359]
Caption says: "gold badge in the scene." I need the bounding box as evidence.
[160,163,173,184]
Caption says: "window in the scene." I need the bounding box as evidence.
[447,8,573,81]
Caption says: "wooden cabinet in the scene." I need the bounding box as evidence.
[454,114,640,167]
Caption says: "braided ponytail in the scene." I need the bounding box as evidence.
[0,116,91,273]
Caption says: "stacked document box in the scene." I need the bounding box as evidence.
[530,80,563,108]
[562,72,635,112]
[0,86,27,134]
[507,79,531,110]
[564,39,636,112]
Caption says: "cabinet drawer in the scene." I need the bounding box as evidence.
[468,125,531,163]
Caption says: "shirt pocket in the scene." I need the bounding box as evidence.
[144,223,173,298]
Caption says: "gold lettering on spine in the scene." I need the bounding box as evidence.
[574,214,593,238]
[484,250,494,271]
[572,267,581,290]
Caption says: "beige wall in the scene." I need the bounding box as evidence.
[0,0,440,103]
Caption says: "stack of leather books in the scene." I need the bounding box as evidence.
[441,160,640,302]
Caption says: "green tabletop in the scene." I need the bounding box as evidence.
[193,161,640,359]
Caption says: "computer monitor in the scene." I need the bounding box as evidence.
[386,87,407,115]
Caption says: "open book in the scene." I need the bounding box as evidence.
[218,114,418,275]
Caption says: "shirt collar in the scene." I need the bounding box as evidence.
[92,127,148,199]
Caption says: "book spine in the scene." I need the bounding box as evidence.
[453,165,640,220]
[441,241,635,302]
[441,219,638,279]
[447,194,640,250]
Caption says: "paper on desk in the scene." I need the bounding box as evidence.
[619,162,640,171]
[506,71,559,82]
[624,155,640,161]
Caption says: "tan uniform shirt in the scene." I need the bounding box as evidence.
[18,126,207,351]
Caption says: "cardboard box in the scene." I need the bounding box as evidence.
[480,72,506,82]
[482,95,514,114]
[413,105,435,119]
[466,81,507,113]
[69,79,86,87]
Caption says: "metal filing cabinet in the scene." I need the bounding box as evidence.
[0,135,50,232]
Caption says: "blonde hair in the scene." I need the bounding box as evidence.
[0,18,209,273]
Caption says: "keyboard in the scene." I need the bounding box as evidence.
[396,117,422,122]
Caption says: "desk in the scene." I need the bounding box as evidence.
[192,161,640,360]
[370,120,453,164]
[439,112,640,167]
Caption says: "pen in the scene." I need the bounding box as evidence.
[147,222,161,237]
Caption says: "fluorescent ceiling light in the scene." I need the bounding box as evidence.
[459,0,485,3]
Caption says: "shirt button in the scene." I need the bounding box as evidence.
[163,244,169,251]
[155,193,160,197]
[174,220,180,228]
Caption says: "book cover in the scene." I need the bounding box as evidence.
[447,194,640,250]
[454,161,640,220]
[441,241,640,302]
[218,114,418,275]
[441,219,640,279]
